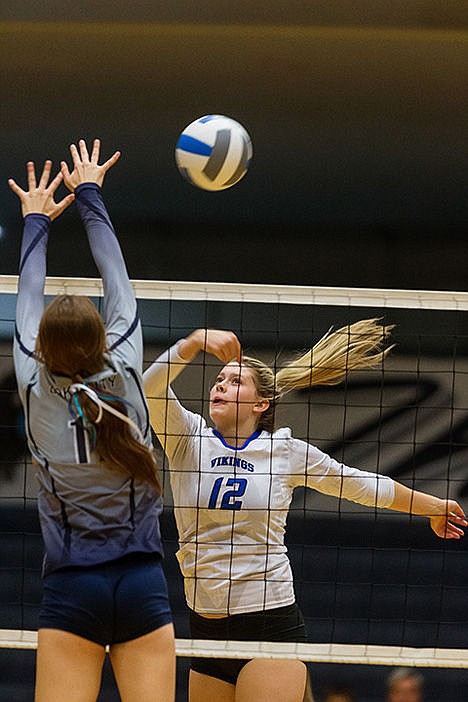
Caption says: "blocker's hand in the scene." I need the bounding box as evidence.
[61,138,120,191]
[8,160,75,220]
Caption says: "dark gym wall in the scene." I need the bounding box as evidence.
[0,3,466,288]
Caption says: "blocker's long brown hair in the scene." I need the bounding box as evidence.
[243,318,395,433]
[36,295,160,492]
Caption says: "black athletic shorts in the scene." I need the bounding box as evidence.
[189,602,307,685]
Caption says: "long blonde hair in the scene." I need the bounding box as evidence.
[242,318,394,433]
[36,295,161,492]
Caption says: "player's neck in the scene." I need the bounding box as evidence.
[214,418,259,447]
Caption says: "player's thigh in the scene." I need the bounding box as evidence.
[236,658,307,702]
[35,628,106,702]
[189,669,235,702]
[109,623,175,702]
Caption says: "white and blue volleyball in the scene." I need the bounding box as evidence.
[175,115,252,191]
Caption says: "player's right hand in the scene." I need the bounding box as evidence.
[61,138,120,191]
[180,329,241,364]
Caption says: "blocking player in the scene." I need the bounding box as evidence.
[10,140,175,702]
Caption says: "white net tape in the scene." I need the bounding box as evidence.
[1,274,468,310]
[1,630,467,668]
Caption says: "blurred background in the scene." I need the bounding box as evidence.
[0,1,467,289]
[0,3,467,701]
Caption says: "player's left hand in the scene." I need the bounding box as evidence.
[61,138,120,191]
[430,500,467,539]
[8,160,75,220]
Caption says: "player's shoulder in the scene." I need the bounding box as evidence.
[15,360,39,389]
[196,413,210,432]
[105,350,134,372]
[269,426,322,457]
[177,408,208,437]
[270,426,294,440]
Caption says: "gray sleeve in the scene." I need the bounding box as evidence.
[14,213,49,394]
[74,182,142,372]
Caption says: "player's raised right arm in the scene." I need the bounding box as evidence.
[9,161,74,385]
[144,329,240,398]
[143,330,240,459]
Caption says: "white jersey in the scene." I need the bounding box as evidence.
[144,344,395,615]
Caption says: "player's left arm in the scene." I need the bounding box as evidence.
[61,139,142,369]
[289,437,396,508]
[289,438,466,540]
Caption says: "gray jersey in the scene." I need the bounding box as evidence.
[14,184,163,576]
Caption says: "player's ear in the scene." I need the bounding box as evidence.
[253,398,270,414]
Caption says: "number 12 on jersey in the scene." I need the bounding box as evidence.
[208,477,248,510]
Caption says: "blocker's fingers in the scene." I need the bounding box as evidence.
[69,143,81,166]
[27,161,37,190]
[90,138,101,164]
[60,160,71,180]
[38,160,52,189]
[8,178,26,197]
[101,150,121,172]
[79,139,90,162]
[55,193,75,217]
[47,170,64,193]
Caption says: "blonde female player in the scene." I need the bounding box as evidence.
[9,140,175,702]
[143,326,467,702]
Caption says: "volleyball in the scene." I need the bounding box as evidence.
[175,115,252,191]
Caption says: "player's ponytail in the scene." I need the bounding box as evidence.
[243,318,394,433]
[275,318,394,392]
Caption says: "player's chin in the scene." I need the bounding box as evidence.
[209,403,226,419]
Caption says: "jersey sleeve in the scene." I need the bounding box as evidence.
[143,342,202,463]
[13,213,50,394]
[288,435,395,508]
[74,182,142,372]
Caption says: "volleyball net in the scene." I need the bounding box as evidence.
[0,276,467,694]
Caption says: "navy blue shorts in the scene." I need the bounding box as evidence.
[189,603,307,685]
[39,553,173,646]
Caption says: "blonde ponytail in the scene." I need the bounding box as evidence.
[242,318,394,433]
[275,318,394,394]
